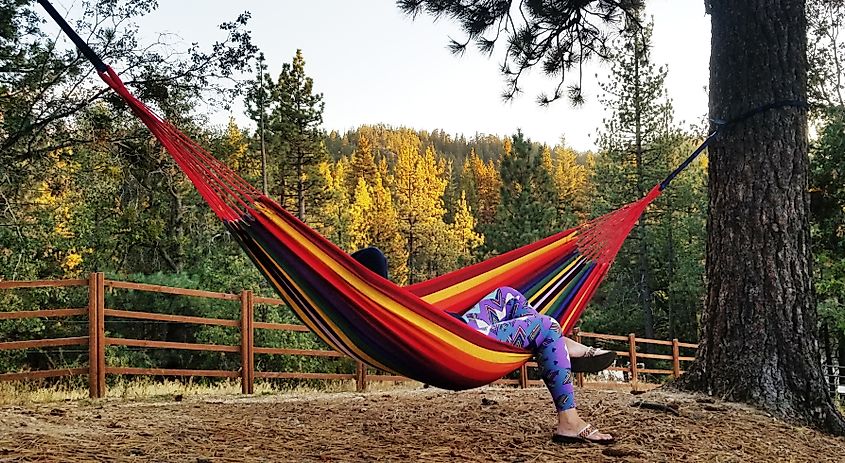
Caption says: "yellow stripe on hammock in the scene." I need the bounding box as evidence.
[255,203,531,366]
[527,254,586,310]
[421,231,580,305]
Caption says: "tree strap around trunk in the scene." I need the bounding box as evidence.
[659,99,809,191]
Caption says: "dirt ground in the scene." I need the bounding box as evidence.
[0,385,843,463]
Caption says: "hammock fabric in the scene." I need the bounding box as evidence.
[39,0,706,390]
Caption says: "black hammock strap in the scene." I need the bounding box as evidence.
[659,99,809,190]
[38,0,107,73]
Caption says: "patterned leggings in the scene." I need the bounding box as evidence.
[461,287,575,411]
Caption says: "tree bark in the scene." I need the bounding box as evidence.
[677,0,845,435]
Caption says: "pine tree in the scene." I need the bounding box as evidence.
[316,157,353,250]
[460,149,502,228]
[216,118,259,180]
[392,135,447,283]
[348,177,374,251]
[804,0,845,376]
[810,107,845,377]
[368,172,409,284]
[484,132,558,255]
[450,191,484,267]
[459,151,480,218]
[347,132,378,192]
[250,49,328,221]
[440,157,460,223]
[591,17,673,341]
[550,143,591,224]
[649,134,707,341]
[478,157,502,227]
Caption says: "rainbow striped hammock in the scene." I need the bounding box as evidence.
[41,0,711,391]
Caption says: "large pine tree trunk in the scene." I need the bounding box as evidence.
[678,0,844,434]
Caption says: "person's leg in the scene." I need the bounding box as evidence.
[495,286,539,318]
[463,287,612,441]
[488,312,612,440]
[459,287,512,334]
[493,288,611,358]
[490,313,574,409]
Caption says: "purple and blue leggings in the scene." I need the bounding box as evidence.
[461,286,575,412]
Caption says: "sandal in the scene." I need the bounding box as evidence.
[552,423,616,445]
[571,347,616,373]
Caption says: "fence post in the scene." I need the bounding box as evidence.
[672,338,681,378]
[519,363,529,388]
[87,273,99,398]
[96,272,106,398]
[628,333,638,387]
[240,290,254,395]
[355,361,367,392]
[574,328,584,388]
[248,291,255,394]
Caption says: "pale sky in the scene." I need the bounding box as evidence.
[58,1,712,151]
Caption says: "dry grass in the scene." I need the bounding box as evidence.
[0,381,89,405]
[0,378,421,406]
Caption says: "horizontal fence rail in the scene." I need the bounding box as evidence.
[0,273,700,398]
[0,284,93,384]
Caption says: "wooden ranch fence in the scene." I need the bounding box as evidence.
[0,273,698,398]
